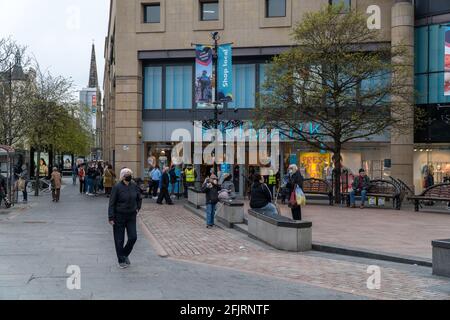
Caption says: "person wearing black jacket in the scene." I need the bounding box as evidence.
[0,174,7,207]
[250,174,278,216]
[286,164,304,221]
[202,176,220,228]
[157,167,173,205]
[108,168,142,269]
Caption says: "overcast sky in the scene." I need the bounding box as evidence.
[0,0,110,93]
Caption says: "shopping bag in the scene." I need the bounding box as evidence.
[289,189,297,207]
[295,185,306,206]
[18,178,25,192]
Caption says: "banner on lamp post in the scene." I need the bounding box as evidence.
[218,44,233,103]
[445,27,450,96]
[195,45,214,106]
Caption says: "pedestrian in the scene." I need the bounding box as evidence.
[280,172,290,205]
[250,173,278,216]
[104,164,115,197]
[150,166,162,199]
[219,173,236,200]
[72,162,78,186]
[349,168,371,209]
[202,175,220,228]
[108,168,142,269]
[19,164,29,203]
[50,167,62,202]
[183,165,196,198]
[0,173,7,207]
[78,164,86,194]
[97,162,105,192]
[423,169,435,206]
[86,163,96,196]
[169,165,178,197]
[157,167,173,205]
[286,164,304,220]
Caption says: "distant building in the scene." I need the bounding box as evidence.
[80,44,102,160]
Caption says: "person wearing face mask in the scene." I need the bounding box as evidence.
[108,168,142,269]
[286,164,304,220]
[202,175,220,228]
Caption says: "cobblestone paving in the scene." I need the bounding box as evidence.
[140,202,450,300]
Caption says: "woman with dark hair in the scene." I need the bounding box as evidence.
[286,164,304,220]
[250,174,278,216]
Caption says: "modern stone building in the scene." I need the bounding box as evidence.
[102,0,450,194]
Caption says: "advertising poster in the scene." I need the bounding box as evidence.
[218,44,233,102]
[195,45,214,106]
[63,155,72,170]
[445,27,450,96]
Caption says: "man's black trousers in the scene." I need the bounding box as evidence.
[113,214,137,264]
[157,187,172,204]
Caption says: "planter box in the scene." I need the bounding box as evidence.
[247,209,312,252]
[216,200,245,228]
[432,239,450,278]
[188,187,205,209]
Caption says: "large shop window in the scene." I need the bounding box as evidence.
[229,64,256,109]
[144,66,162,110]
[166,65,193,109]
[415,24,450,105]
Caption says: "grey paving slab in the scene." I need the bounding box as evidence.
[0,179,365,300]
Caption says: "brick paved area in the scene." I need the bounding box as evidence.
[241,201,450,259]
[140,202,450,300]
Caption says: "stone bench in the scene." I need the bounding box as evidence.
[188,187,206,209]
[216,200,245,228]
[247,209,312,252]
[432,239,450,278]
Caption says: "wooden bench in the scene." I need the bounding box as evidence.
[389,176,414,205]
[343,179,402,210]
[302,178,334,206]
[407,183,450,212]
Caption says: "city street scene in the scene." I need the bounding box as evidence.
[1,0,450,307]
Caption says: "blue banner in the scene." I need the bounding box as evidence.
[218,44,233,103]
[195,45,213,104]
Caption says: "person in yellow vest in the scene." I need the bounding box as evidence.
[267,170,277,200]
[183,165,197,198]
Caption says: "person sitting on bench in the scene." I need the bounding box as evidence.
[350,169,370,209]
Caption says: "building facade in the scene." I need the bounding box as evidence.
[102,0,449,194]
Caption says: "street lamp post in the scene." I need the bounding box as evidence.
[211,32,221,174]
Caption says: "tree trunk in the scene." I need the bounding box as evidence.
[35,150,40,197]
[333,148,342,204]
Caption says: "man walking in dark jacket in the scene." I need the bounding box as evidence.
[202,176,220,228]
[157,167,173,205]
[108,168,142,269]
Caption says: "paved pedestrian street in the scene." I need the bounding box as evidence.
[0,181,449,300]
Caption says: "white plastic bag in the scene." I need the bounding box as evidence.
[295,186,306,206]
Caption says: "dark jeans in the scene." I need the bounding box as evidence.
[23,181,28,201]
[184,182,193,198]
[157,187,173,204]
[151,180,160,197]
[291,205,302,221]
[79,179,85,194]
[113,214,137,264]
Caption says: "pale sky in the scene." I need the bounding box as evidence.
[0,0,110,93]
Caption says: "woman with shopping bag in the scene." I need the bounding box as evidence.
[287,164,304,221]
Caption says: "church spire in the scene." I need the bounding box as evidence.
[88,43,99,88]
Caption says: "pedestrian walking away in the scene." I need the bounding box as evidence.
[157,167,173,205]
[103,164,115,197]
[149,166,162,199]
[108,168,142,269]
[72,163,78,186]
[50,167,62,202]
[286,164,304,221]
[19,164,29,203]
[78,164,86,194]
[202,175,220,228]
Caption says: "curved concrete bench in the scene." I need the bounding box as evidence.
[432,239,450,277]
[216,200,245,228]
[188,187,206,209]
[248,209,312,252]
